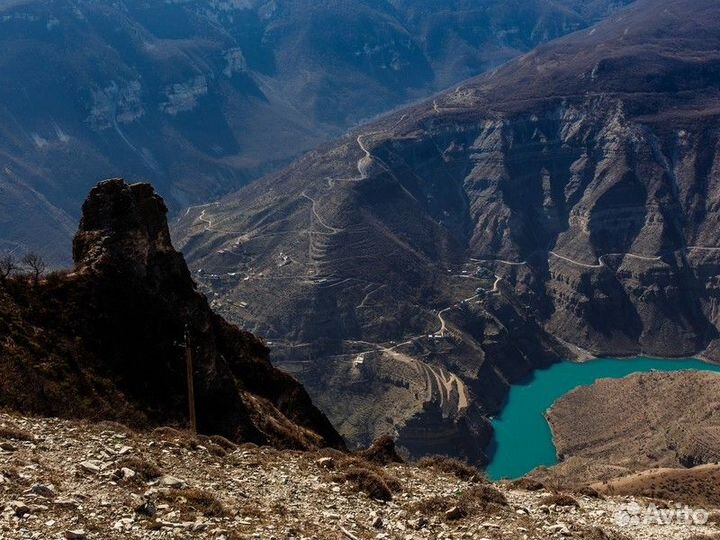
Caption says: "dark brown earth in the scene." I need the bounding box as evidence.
[174,0,720,461]
[0,179,343,451]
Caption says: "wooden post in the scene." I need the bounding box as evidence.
[185,325,197,435]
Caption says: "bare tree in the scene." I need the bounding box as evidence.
[0,254,17,282]
[22,252,47,283]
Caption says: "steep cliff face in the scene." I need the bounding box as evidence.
[375,99,720,358]
[0,179,344,451]
[176,0,720,460]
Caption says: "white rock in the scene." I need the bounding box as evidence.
[79,460,102,474]
[113,517,135,531]
[157,475,186,488]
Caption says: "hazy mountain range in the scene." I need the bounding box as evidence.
[0,0,632,264]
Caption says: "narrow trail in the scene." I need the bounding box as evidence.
[301,193,344,234]
[436,306,452,337]
[182,201,219,219]
[549,250,603,269]
[549,250,664,268]
[470,257,527,267]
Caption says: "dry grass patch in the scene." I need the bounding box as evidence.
[596,466,720,507]
[509,477,544,491]
[339,467,393,501]
[412,484,507,521]
[117,456,163,481]
[417,455,484,482]
[161,488,227,518]
[575,485,603,499]
[337,456,402,491]
[0,425,34,442]
[208,434,238,451]
[413,495,458,516]
[465,484,508,508]
[358,435,404,465]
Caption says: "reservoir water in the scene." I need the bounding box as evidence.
[486,357,720,480]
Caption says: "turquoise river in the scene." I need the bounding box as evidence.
[486,357,720,480]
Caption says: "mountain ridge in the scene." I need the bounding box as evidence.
[175,0,720,459]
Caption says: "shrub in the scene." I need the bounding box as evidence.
[340,467,393,501]
[359,435,404,465]
[509,477,544,491]
[336,456,402,492]
[117,456,163,481]
[208,435,238,451]
[464,484,508,509]
[0,425,34,442]
[413,495,456,515]
[417,455,484,482]
[162,488,227,517]
[575,485,603,499]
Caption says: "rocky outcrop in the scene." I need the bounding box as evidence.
[0,179,343,451]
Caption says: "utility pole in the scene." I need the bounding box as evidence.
[184,324,197,435]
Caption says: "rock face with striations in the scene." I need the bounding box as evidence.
[175,0,720,460]
[0,179,344,451]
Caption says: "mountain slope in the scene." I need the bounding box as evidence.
[176,0,720,459]
[548,371,720,473]
[0,0,632,264]
[2,411,714,540]
[0,179,343,450]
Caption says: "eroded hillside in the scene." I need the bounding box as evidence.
[176,0,720,459]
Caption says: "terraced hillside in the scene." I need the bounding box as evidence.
[176,0,720,460]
